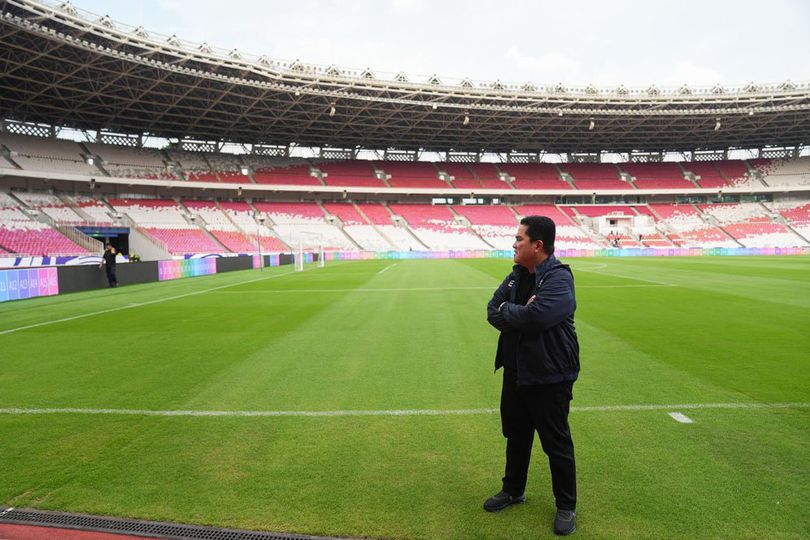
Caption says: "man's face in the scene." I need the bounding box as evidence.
[513,224,541,268]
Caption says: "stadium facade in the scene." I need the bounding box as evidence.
[0,0,809,265]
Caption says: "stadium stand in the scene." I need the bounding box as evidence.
[698,202,807,247]
[683,162,731,189]
[354,203,423,250]
[322,202,394,250]
[761,156,810,187]
[318,161,386,188]
[85,143,174,180]
[109,198,224,254]
[561,163,629,190]
[452,205,517,249]
[0,132,98,175]
[254,201,356,250]
[619,163,693,189]
[499,163,570,190]
[252,164,321,186]
[13,191,84,223]
[388,203,488,250]
[378,162,450,189]
[219,201,288,252]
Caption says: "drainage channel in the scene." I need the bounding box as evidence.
[0,508,356,540]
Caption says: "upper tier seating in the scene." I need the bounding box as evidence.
[85,143,173,180]
[318,161,386,187]
[683,162,730,189]
[0,132,98,175]
[561,163,629,190]
[499,163,570,190]
[253,165,321,186]
[714,160,756,187]
[620,163,693,189]
[377,162,449,189]
[761,156,810,187]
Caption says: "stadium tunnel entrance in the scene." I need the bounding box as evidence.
[77,225,129,255]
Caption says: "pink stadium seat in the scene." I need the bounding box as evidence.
[144,227,223,254]
[684,162,730,189]
[252,165,320,185]
[512,205,575,225]
[319,161,386,187]
[355,204,394,225]
[388,204,456,232]
[0,226,90,256]
[253,202,325,219]
[322,203,368,225]
[452,205,517,226]
[561,163,628,190]
[620,163,693,189]
[573,205,635,218]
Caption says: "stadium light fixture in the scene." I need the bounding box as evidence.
[589,119,595,131]
[715,118,722,131]
[463,114,470,126]
[432,103,438,110]
[329,104,336,116]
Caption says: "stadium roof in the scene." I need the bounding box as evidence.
[2,0,810,155]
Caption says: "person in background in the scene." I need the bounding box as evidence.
[99,243,118,288]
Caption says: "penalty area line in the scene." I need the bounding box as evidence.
[0,402,807,418]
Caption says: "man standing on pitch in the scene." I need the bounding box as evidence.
[99,243,118,288]
[485,215,580,536]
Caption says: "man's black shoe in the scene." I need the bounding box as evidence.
[483,490,526,512]
[554,509,576,535]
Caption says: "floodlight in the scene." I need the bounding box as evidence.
[748,110,754,116]
[329,105,336,116]
[714,118,721,131]
[589,119,595,131]
[463,114,470,126]
[432,103,438,110]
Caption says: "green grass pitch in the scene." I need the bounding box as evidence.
[1,256,808,539]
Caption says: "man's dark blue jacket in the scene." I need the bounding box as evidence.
[486,255,580,385]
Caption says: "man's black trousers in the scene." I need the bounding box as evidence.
[500,369,576,510]
[105,267,117,287]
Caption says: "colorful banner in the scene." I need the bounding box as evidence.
[0,267,59,303]
[158,258,217,281]
[323,246,810,261]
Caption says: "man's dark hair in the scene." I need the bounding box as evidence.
[520,215,555,255]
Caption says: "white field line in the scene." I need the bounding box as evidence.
[377,263,398,274]
[669,412,694,423]
[0,270,298,336]
[573,262,677,287]
[0,402,806,418]
[212,284,670,294]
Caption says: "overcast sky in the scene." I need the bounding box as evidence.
[71,0,810,88]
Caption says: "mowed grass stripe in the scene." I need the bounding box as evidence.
[1,257,808,539]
